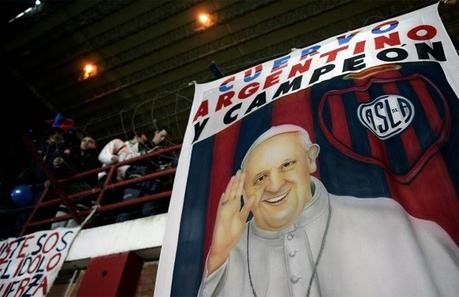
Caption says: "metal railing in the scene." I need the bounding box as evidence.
[20,143,181,235]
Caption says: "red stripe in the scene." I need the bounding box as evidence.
[203,122,241,260]
[410,78,442,134]
[272,88,320,178]
[387,154,459,244]
[328,94,352,147]
[398,127,422,166]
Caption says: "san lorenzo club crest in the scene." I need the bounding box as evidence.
[318,69,451,183]
[357,94,414,140]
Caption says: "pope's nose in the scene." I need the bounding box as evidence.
[265,171,283,193]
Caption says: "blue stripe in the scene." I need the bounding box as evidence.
[322,99,333,138]
[171,137,214,296]
[342,91,372,156]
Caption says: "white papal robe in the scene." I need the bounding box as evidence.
[198,177,459,297]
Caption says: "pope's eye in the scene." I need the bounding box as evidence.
[255,174,267,185]
[281,160,296,170]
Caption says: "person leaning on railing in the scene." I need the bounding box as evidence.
[97,132,150,181]
[116,128,171,222]
[51,135,100,229]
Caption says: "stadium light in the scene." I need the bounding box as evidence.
[82,63,98,80]
[197,13,214,28]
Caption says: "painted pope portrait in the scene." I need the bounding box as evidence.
[198,124,459,297]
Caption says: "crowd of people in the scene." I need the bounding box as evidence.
[2,113,177,237]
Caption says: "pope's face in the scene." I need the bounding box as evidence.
[243,132,318,231]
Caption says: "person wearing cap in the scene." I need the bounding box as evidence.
[198,124,458,297]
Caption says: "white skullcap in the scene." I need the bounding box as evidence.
[240,124,319,169]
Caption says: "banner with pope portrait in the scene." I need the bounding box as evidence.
[156,3,459,297]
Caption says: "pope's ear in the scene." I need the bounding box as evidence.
[307,144,320,173]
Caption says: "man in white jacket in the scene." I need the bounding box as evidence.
[198,124,458,297]
[98,132,148,180]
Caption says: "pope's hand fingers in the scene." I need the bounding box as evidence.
[239,195,254,223]
[228,170,241,200]
[219,193,229,206]
[220,178,241,214]
[224,175,236,196]
[221,175,236,203]
[234,171,245,201]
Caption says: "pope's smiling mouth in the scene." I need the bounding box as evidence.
[263,189,290,205]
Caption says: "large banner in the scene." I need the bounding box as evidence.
[156,3,459,297]
[0,228,79,297]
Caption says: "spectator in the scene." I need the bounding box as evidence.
[51,136,99,229]
[117,128,170,222]
[98,132,149,181]
[149,128,173,170]
[151,128,168,150]
[43,128,74,178]
[73,136,99,185]
[41,113,77,178]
